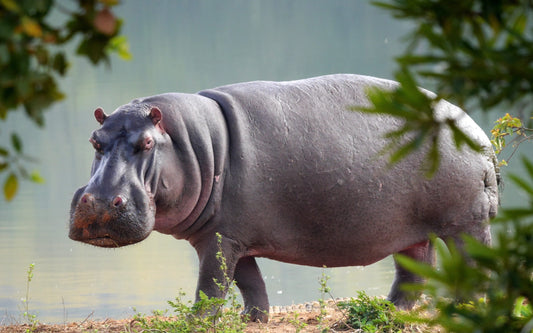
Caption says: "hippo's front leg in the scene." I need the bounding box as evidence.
[193,234,249,314]
[234,256,269,322]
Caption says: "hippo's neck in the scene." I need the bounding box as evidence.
[148,93,229,240]
[168,166,227,241]
[153,169,226,240]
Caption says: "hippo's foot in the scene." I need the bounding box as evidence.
[233,256,270,322]
[241,306,269,323]
[388,290,418,311]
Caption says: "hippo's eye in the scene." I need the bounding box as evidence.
[142,136,154,151]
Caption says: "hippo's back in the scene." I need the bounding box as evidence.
[199,74,498,266]
[200,74,494,184]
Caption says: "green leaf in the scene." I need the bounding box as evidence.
[498,208,533,220]
[388,138,416,165]
[30,170,45,184]
[99,0,120,5]
[76,36,110,65]
[395,253,443,281]
[511,13,527,35]
[4,173,18,201]
[1,0,20,12]
[21,16,43,38]
[11,133,22,153]
[448,120,482,152]
[423,136,440,178]
[15,77,31,98]
[107,35,132,61]
[463,236,499,269]
[508,174,533,196]
[522,156,533,180]
[433,237,452,263]
[52,52,68,76]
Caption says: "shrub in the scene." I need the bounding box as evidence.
[338,291,407,332]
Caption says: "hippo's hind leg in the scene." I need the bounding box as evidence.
[388,240,435,310]
[234,256,269,323]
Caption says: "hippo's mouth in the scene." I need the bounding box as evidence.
[85,235,121,248]
[77,233,146,248]
[69,224,151,248]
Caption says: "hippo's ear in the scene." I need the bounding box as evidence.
[94,108,108,125]
[150,107,165,133]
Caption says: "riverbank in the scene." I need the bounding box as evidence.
[0,299,430,332]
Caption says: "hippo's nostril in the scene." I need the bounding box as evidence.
[80,193,94,205]
[112,195,125,208]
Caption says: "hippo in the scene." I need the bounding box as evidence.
[69,74,499,323]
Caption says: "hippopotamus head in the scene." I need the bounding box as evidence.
[70,94,227,248]
[69,104,170,247]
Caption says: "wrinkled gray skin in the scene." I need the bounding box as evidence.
[70,74,499,323]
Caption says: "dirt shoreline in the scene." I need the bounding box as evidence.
[0,300,357,333]
[0,312,346,333]
[1,299,430,332]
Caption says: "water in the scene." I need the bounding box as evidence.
[0,0,524,325]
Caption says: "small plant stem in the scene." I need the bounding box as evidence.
[22,263,38,332]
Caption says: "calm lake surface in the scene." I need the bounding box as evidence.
[0,1,526,325]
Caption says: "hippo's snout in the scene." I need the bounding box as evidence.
[69,190,153,248]
[78,193,126,210]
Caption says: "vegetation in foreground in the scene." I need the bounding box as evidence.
[338,291,408,332]
[367,1,533,332]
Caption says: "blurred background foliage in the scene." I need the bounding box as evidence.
[371,0,533,331]
[0,0,130,201]
[369,0,533,169]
